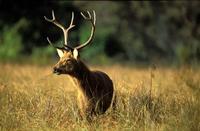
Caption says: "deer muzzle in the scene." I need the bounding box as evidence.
[53,67,62,75]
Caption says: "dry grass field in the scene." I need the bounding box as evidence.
[0,63,200,130]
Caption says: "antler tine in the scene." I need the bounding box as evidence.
[76,10,96,50]
[47,37,73,50]
[80,11,91,20]
[80,12,87,19]
[87,11,92,19]
[44,10,65,31]
[93,10,96,25]
[44,10,75,46]
[44,10,55,22]
[68,12,75,30]
[47,37,62,49]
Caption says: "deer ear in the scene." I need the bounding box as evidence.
[73,48,79,59]
[56,49,64,58]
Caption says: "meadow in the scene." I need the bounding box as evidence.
[0,63,200,131]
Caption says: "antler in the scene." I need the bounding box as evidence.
[47,37,73,51]
[75,10,96,50]
[44,10,75,47]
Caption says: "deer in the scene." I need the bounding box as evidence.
[44,10,115,119]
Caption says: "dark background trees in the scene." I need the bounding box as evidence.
[0,1,200,65]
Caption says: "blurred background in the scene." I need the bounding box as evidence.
[0,1,200,66]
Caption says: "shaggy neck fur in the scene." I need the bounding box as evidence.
[69,60,92,95]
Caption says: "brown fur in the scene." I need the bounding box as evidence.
[53,51,114,118]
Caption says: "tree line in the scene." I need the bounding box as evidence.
[0,1,200,65]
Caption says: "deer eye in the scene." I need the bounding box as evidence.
[65,59,72,64]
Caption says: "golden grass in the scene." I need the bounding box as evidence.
[0,63,200,130]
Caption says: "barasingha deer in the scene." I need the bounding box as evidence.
[44,10,115,119]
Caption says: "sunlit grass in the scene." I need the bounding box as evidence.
[0,63,200,130]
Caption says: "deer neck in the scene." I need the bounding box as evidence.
[70,60,91,89]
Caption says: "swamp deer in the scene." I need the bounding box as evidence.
[44,10,115,118]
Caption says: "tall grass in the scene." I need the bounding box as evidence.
[0,64,199,130]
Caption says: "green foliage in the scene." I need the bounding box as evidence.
[78,21,112,64]
[0,19,28,61]
[31,46,55,65]
[73,1,200,65]
[0,1,200,65]
[175,44,191,64]
[175,40,200,65]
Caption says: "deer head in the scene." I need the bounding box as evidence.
[44,10,96,75]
